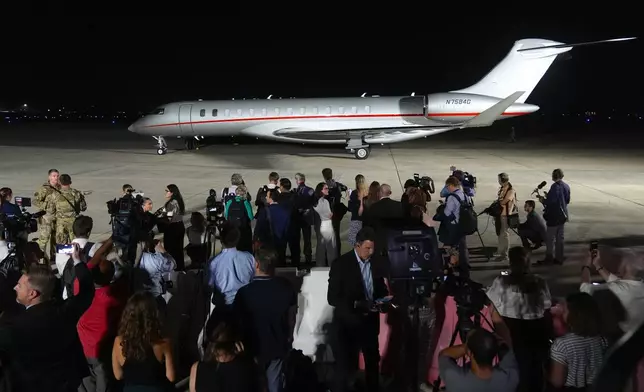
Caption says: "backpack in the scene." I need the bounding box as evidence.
[226,198,249,227]
[221,187,236,204]
[62,241,94,298]
[448,193,478,236]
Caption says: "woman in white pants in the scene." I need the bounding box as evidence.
[313,182,337,267]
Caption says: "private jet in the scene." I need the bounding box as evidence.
[128,37,636,160]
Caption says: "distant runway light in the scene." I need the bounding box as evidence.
[411,92,415,96]
[361,92,366,97]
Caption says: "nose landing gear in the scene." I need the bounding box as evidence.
[153,136,167,155]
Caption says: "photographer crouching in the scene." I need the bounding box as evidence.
[433,176,472,278]
[438,324,519,391]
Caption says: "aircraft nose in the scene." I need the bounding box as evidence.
[128,123,136,132]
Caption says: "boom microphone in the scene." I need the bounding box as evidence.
[532,181,547,194]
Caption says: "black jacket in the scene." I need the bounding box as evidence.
[0,263,94,392]
[327,250,388,327]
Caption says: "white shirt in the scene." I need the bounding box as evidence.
[581,274,644,332]
[55,238,101,278]
[487,275,552,320]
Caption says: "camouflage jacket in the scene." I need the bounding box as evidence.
[46,187,87,219]
[33,182,60,213]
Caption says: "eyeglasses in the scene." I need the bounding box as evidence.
[165,190,170,192]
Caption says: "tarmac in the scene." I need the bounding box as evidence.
[2,121,644,297]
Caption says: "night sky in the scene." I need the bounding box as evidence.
[4,19,641,114]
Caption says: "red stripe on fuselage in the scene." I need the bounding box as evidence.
[142,112,528,128]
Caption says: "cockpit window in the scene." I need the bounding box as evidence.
[147,107,165,115]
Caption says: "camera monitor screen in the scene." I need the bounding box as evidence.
[386,227,443,281]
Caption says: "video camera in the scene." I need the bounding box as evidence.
[0,197,45,244]
[206,189,226,229]
[441,272,488,339]
[412,173,436,201]
[106,192,146,249]
[386,226,443,282]
[0,197,45,279]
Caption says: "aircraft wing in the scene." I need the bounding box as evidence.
[271,125,453,140]
[459,91,525,128]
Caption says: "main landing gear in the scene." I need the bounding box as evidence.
[184,136,203,151]
[345,138,371,160]
[153,136,167,155]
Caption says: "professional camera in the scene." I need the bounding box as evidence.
[442,273,488,338]
[412,173,436,201]
[461,172,477,189]
[0,197,45,280]
[206,189,226,228]
[106,193,145,249]
[0,197,44,243]
[386,226,443,282]
[124,187,145,198]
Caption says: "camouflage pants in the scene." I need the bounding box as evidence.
[37,216,56,262]
[55,217,76,245]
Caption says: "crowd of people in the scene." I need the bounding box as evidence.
[0,166,642,392]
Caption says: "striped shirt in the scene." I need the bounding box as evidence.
[550,333,608,388]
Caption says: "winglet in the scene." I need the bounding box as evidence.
[461,91,525,128]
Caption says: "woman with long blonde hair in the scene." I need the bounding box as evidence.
[347,174,368,246]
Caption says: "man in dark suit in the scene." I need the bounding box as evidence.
[328,227,391,392]
[0,243,94,392]
[362,184,404,273]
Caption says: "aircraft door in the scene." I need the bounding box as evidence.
[178,104,193,134]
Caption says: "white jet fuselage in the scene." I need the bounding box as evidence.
[129,94,537,144]
[127,37,637,158]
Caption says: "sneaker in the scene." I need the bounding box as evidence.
[494,255,509,262]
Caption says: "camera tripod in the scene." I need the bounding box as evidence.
[430,309,482,391]
[204,223,219,261]
[394,278,435,392]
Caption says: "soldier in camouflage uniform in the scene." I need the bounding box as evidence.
[46,174,87,245]
[33,169,60,262]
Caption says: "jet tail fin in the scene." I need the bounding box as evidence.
[452,37,637,103]
[460,91,524,128]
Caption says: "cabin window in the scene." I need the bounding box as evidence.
[262,108,267,116]
[249,109,254,116]
[365,105,371,113]
[199,109,205,117]
[313,107,318,115]
[338,107,344,114]
[300,107,305,115]
[325,106,331,114]
[287,108,293,115]
[351,106,357,114]
[237,109,242,116]
[275,108,280,115]
[225,109,230,116]
[212,109,218,117]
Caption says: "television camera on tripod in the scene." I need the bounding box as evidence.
[204,189,226,259]
[106,191,147,264]
[0,197,45,311]
[385,224,491,392]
